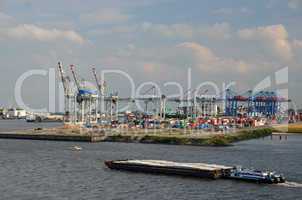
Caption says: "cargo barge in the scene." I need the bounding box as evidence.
[105,160,233,179]
[104,160,286,184]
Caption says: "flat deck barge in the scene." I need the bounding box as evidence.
[105,160,233,179]
[105,160,286,184]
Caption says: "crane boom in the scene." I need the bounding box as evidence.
[70,64,80,92]
[92,67,107,96]
[58,62,68,94]
[142,86,156,95]
[92,67,102,93]
[183,88,196,99]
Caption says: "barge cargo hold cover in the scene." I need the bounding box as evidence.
[105,160,233,179]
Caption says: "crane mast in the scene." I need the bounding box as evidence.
[57,62,74,123]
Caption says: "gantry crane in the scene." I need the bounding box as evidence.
[92,68,103,96]
[69,65,99,125]
[70,64,81,101]
[57,62,73,123]
[142,86,156,114]
[58,62,68,95]
[92,67,108,118]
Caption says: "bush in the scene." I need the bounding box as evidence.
[205,135,230,146]
[104,128,273,146]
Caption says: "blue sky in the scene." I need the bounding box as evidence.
[0,0,301,110]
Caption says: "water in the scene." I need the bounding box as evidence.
[0,121,302,200]
[0,120,62,132]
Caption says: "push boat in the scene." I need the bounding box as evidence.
[227,166,286,184]
[104,160,286,184]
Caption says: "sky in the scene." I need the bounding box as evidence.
[0,0,301,111]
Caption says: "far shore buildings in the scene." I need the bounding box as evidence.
[0,107,64,121]
[6,108,27,119]
[0,107,27,119]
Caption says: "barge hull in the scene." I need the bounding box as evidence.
[105,160,231,179]
[104,160,285,184]
[226,176,285,184]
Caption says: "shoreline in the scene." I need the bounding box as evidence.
[0,126,273,146]
[272,123,302,134]
[102,128,273,146]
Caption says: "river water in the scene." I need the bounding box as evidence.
[0,120,301,200]
[0,120,62,132]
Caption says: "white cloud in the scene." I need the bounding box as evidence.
[87,25,139,37]
[201,22,231,39]
[80,8,130,25]
[141,22,231,40]
[178,42,216,63]
[87,22,232,41]
[142,22,193,38]
[288,0,302,9]
[177,42,248,73]
[0,24,85,44]
[238,24,293,61]
[212,7,253,15]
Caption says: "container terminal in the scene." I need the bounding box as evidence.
[0,62,298,144]
[56,62,293,130]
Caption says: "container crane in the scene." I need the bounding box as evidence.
[57,62,72,123]
[142,86,156,114]
[70,64,85,105]
[92,67,107,96]
[69,64,98,125]
[69,64,84,123]
[92,68,102,95]
[70,65,81,94]
[58,62,69,95]
[92,67,108,118]
[92,67,117,122]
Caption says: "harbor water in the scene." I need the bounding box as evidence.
[0,120,302,200]
[0,120,62,132]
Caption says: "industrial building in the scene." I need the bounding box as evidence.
[5,108,27,119]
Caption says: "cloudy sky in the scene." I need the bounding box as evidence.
[0,0,301,111]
